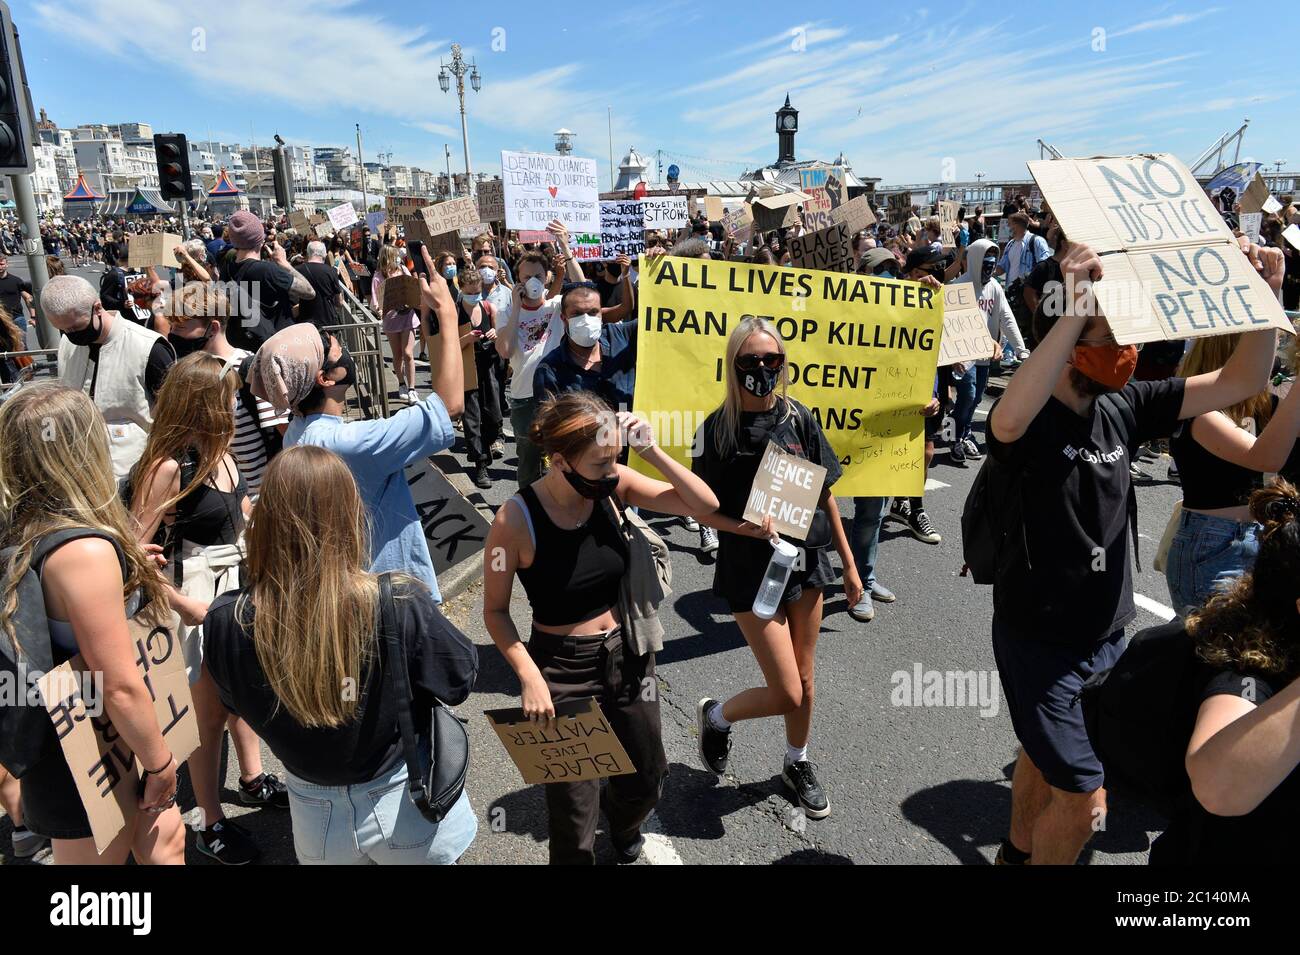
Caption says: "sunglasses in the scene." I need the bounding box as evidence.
[736,352,785,372]
[871,263,901,278]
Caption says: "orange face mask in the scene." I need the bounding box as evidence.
[1069,343,1139,391]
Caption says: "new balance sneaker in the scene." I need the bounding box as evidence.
[908,508,941,544]
[962,437,983,460]
[10,825,48,859]
[699,526,719,555]
[848,596,875,622]
[195,818,260,865]
[782,760,830,819]
[238,772,290,809]
[887,497,911,525]
[697,698,732,775]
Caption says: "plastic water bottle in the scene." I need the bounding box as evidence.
[752,539,800,620]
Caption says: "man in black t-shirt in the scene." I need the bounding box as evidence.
[224,210,315,351]
[0,255,32,330]
[983,237,1284,866]
[295,240,344,328]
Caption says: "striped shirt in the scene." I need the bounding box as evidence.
[230,348,289,494]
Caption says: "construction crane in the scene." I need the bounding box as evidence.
[1188,120,1250,176]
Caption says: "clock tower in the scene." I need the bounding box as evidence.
[775,94,798,164]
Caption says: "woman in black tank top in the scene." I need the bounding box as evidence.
[482,389,718,865]
[1165,334,1300,614]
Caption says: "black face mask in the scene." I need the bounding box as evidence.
[326,348,357,389]
[738,364,779,398]
[63,309,102,347]
[980,258,996,285]
[561,464,619,500]
[168,326,212,359]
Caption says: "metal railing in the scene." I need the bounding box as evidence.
[333,284,390,421]
[0,347,60,397]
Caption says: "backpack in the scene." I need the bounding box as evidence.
[1078,621,1214,818]
[99,266,129,313]
[119,451,199,588]
[961,392,1140,584]
[236,352,283,463]
[0,528,128,777]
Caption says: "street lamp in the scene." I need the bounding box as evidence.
[439,42,480,197]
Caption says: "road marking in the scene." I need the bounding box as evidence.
[1135,593,1176,621]
[924,478,950,491]
[641,814,683,865]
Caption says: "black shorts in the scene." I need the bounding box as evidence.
[722,546,835,615]
[20,750,94,840]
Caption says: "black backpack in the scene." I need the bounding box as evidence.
[961,392,1140,584]
[0,529,127,777]
[1078,621,1214,818]
[99,266,129,313]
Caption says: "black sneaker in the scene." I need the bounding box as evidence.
[950,441,967,467]
[238,772,290,808]
[696,698,732,775]
[886,497,911,525]
[782,760,830,819]
[195,818,260,865]
[908,508,942,544]
[472,461,492,489]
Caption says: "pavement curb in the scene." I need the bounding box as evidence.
[439,555,483,603]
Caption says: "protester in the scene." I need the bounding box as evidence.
[224,210,315,350]
[295,240,345,328]
[452,266,501,489]
[0,255,33,332]
[692,317,864,818]
[482,393,718,863]
[373,245,421,403]
[532,281,636,415]
[0,384,184,865]
[996,211,1052,286]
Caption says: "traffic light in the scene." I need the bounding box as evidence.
[272,146,294,209]
[153,132,193,201]
[0,3,37,175]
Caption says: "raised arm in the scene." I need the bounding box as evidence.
[421,266,464,416]
[548,219,586,283]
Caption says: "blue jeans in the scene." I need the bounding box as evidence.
[1164,511,1259,616]
[284,757,477,865]
[850,496,888,589]
[952,364,991,444]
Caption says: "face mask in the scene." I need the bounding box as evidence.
[980,257,996,285]
[737,363,780,398]
[442,265,457,279]
[523,276,546,299]
[478,267,496,285]
[462,293,482,306]
[1069,343,1138,392]
[566,312,602,348]
[560,462,620,500]
[324,347,357,390]
[63,309,102,346]
[168,326,212,359]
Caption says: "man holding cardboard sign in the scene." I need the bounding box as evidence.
[976,210,1286,866]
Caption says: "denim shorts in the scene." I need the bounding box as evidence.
[1164,511,1259,616]
[284,756,477,865]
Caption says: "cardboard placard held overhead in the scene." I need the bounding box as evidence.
[420,196,480,236]
[288,210,311,233]
[788,221,852,272]
[642,195,689,231]
[1238,173,1271,215]
[937,283,998,366]
[828,195,877,234]
[380,273,422,312]
[1261,195,1282,215]
[1027,153,1292,345]
[742,440,828,541]
[313,221,336,239]
[477,180,505,222]
[752,191,811,233]
[484,697,636,785]
[1283,224,1300,252]
[598,199,646,261]
[501,149,600,233]
[426,231,464,255]
[939,200,961,247]
[127,232,183,269]
[404,457,492,574]
[703,196,725,222]
[721,203,755,244]
[1239,212,1263,242]
[327,201,359,231]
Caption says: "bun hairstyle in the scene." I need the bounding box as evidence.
[528,392,618,468]
[1187,479,1300,680]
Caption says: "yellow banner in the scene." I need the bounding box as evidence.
[630,255,944,497]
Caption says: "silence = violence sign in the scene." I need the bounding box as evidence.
[484,697,636,785]
[937,283,998,366]
[743,440,827,541]
[1027,153,1292,345]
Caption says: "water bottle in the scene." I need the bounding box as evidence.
[752,539,800,620]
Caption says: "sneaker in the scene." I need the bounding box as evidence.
[238,772,290,809]
[848,596,875,622]
[10,825,48,859]
[699,526,719,555]
[950,441,967,466]
[407,388,421,404]
[491,439,505,460]
[782,760,831,819]
[472,461,492,490]
[962,437,983,460]
[870,582,896,602]
[908,508,941,544]
[696,698,732,775]
[886,497,911,525]
[195,818,260,865]
[682,516,700,532]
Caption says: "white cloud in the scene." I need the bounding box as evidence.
[1111,9,1221,38]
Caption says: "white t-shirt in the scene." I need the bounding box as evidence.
[229,347,289,494]
[505,295,563,401]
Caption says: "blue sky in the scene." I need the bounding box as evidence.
[14,1,1298,187]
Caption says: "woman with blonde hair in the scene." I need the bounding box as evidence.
[373,244,420,402]
[692,316,863,819]
[128,351,279,865]
[1164,333,1300,614]
[0,384,184,864]
[203,445,479,864]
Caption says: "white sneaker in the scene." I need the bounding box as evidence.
[683,516,701,532]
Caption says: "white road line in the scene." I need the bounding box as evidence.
[973,409,989,419]
[924,478,950,491]
[641,814,684,865]
[1135,593,1176,622]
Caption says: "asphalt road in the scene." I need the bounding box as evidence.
[0,263,1184,864]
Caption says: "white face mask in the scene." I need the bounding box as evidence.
[523,276,546,299]
[567,311,602,347]
[478,267,496,285]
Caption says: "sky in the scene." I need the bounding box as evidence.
[14,0,1298,189]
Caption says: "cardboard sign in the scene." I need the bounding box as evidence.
[477,180,505,222]
[314,221,335,239]
[1262,195,1283,215]
[1239,212,1263,242]
[405,456,491,574]
[427,309,479,392]
[1284,224,1300,252]
[426,230,464,255]
[703,196,725,222]
[1027,153,1292,344]
[742,440,828,541]
[327,202,359,231]
[484,697,636,785]
[752,192,808,233]
[37,613,199,854]
[642,195,689,231]
[365,211,387,232]
[595,200,646,261]
[458,222,492,241]
[887,192,911,225]
[501,149,600,233]
[788,221,852,272]
[127,232,182,269]
[829,195,877,234]
[721,203,755,244]
[1238,173,1271,215]
[799,167,848,231]
[939,200,961,247]
[380,273,422,312]
[288,210,312,233]
[420,196,480,236]
[1205,162,1263,201]
[938,283,998,366]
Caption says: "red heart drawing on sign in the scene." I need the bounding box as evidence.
[548,186,558,198]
